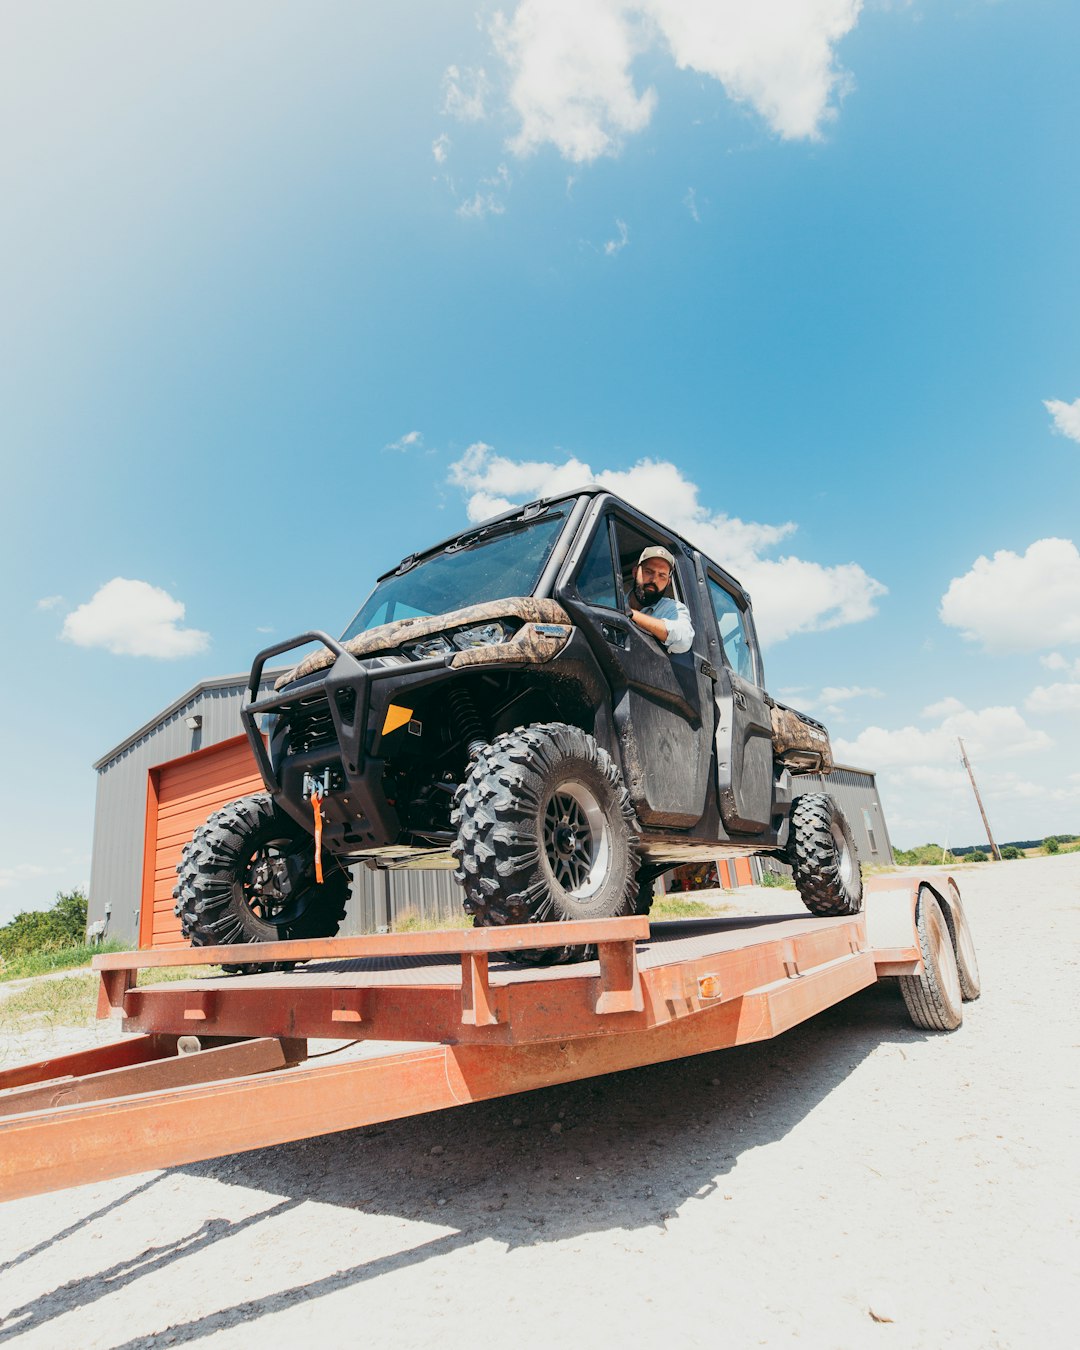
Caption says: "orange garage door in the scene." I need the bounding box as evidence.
[140,737,265,949]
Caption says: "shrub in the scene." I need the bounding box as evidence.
[759,870,795,889]
[0,888,89,962]
[893,844,953,867]
[1000,846,1022,860]
[1044,837,1060,854]
[966,850,988,863]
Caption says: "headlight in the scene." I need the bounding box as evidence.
[404,621,516,660]
[404,634,455,660]
[452,620,515,649]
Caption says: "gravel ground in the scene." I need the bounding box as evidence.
[0,855,1076,1349]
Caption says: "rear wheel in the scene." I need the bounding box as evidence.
[450,722,640,961]
[900,887,964,1031]
[174,792,349,968]
[945,879,981,1001]
[787,793,863,917]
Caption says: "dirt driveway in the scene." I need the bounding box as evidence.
[1,855,1076,1349]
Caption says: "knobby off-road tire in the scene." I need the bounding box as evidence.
[174,792,349,970]
[944,878,981,1001]
[899,887,964,1031]
[787,793,863,917]
[450,722,640,962]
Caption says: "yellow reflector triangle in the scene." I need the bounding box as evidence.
[382,704,414,736]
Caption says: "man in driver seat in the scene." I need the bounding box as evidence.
[626,546,695,654]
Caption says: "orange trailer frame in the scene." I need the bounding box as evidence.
[0,875,939,1203]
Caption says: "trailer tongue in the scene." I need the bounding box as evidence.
[0,874,978,1203]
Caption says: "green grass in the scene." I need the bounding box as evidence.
[394,910,473,932]
[758,870,796,890]
[648,895,734,918]
[0,939,127,983]
[0,944,225,1034]
[0,973,102,1032]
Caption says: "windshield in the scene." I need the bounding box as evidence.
[341,510,568,639]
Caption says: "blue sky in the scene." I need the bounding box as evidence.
[2,1,1078,923]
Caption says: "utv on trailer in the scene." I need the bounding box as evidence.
[175,487,861,960]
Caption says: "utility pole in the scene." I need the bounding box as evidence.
[958,737,1002,860]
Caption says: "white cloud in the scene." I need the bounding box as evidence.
[837,697,1079,848]
[604,218,629,255]
[489,0,862,164]
[457,164,511,219]
[835,702,1052,771]
[819,685,882,703]
[0,861,50,890]
[432,133,451,164]
[447,444,885,643]
[492,2,657,162]
[36,594,63,611]
[939,538,1080,651]
[922,696,965,719]
[385,430,423,453]
[1041,652,1080,677]
[442,65,490,122]
[1026,683,1080,715]
[684,187,700,223]
[61,578,210,659]
[1044,396,1080,444]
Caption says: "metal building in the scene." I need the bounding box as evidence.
[89,674,892,949]
[88,672,462,949]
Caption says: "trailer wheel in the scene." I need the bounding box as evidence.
[174,792,349,966]
[899,887,964,1031]
[787,794,863,917]
[944,879,981,1001]
[451,722,640,961]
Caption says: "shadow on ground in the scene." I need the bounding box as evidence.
[2,979,934,1346]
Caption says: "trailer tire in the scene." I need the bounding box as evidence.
[944,879,981,1001]
[451,722,640,962]
[174,792,349,967]
[787,794,863,917]
[899,887,964,1031]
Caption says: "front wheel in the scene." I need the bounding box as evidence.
[450,723,640,958]
[787,793,863,917]
[174,792,350,964]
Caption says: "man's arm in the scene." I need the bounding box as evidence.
[628,606,671,643]
[629,597,695,653]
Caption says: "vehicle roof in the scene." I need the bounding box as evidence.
[380,484,751,604]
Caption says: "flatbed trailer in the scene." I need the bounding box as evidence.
[0,874,978,1203]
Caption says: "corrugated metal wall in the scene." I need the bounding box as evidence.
[347,865,463,933]
[89,679,275,946]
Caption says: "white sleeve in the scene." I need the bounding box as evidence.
[656,599,695,654]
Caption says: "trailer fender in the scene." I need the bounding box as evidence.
[863,876,923,976]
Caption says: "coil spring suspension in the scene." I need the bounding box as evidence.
[448,686,487,763]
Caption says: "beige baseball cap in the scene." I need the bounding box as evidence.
[638,546,675,568]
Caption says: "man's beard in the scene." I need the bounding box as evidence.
[639,582,661,601]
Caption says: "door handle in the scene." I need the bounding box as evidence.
[601,622,628,648]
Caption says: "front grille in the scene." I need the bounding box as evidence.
[284,689,339,754]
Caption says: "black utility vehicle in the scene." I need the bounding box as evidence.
[175,488,862,959]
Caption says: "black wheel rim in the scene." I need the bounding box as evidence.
[542,781,610,898]
[240,835,316,927]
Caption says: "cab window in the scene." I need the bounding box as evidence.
[707,578,755,683]
[612,521,685,606]
[574,521,620,608]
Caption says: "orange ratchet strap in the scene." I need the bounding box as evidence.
[311,791,324,884]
